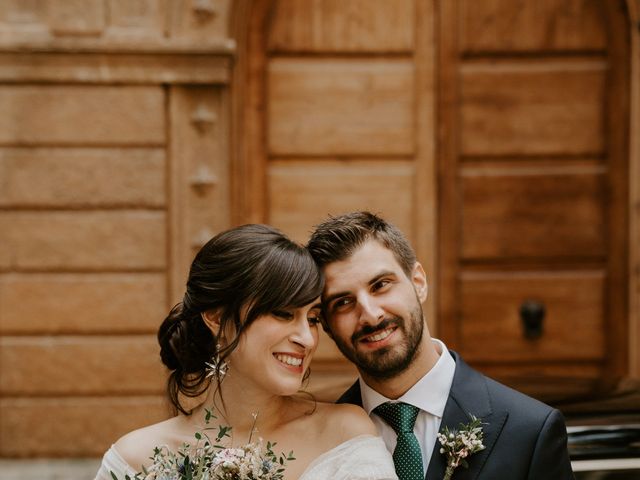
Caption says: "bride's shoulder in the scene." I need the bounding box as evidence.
[112,417,180,471]
[313,402,377,441]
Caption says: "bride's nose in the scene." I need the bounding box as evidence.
[289,316,316,349]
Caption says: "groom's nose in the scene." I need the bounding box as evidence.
[357,293,385,326]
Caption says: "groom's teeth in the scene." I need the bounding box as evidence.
[365,328,394,342]
[274,354,303,366]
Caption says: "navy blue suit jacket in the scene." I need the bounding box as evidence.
[337,351,575,480]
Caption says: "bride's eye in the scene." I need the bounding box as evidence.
[272,310,294,320]
[307,312,322,325]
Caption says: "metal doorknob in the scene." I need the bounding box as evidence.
[519,300,545,340]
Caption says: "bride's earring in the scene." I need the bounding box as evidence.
[205,344,229,380]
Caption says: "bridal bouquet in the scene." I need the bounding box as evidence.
[113,410,295,480]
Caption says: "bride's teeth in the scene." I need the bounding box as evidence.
[274,354,303,366]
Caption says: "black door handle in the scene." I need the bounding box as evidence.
[520,300,545,340]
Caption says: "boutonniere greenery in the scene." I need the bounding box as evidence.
[437,415,486,480]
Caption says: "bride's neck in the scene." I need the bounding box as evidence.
[190,374,290,440]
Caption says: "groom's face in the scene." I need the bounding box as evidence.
[322,239,428,380]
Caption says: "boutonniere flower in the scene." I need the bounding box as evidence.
[437,415,486,480]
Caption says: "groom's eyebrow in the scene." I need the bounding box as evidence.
[369,271,395,285]
[323,270,395,304]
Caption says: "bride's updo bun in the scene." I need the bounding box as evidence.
[156,224,323,415]
[158,302,212,373]
[157,305,183,371]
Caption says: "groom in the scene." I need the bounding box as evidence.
[307,211,574,480]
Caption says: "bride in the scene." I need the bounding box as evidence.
[94,224,397,480]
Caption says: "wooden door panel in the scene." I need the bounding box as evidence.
[439,0,629,400]
[460,271,605,362]
[460,0,606,53]
[0,148,165,208]
[0,273,165,334]
[0,86,165,145]
[461,168,606,259]
[268,59,414,155]
[268,0,415,52]
[460,65,605,156]
[268,160,414,243]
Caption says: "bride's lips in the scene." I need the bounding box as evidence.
[273,352,305,373]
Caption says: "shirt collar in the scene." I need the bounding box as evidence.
[360,339,456,418]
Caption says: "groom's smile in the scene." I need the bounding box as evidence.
[360,326,396,345]
[354,317,401,349]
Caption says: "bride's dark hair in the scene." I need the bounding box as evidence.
[157,224,323,415]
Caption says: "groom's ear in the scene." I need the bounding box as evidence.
[201,309,222,337]
[411,262,428,303]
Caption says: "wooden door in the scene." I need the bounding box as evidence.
[239,0,633,404]
[438,0,630,401]
[236,0,439,399]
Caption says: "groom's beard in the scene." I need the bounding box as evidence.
[333,304,424,380]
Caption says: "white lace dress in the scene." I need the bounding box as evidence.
[95,434,397,480]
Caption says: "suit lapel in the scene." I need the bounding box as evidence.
[337,380,363,406]
[425,352,507,480]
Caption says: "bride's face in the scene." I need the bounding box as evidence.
[228,299,322,396]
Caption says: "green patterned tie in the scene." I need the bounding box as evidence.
[374,402,424,480]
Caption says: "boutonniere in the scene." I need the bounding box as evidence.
[437,415,486,480]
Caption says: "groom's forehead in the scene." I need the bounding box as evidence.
[322,241,401,290]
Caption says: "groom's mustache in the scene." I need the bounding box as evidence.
[351,316,403,343]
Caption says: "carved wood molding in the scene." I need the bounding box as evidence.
[0,51,232,84]
[229,0,275,225]
[626,0,640,378]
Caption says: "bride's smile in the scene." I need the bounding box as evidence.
[273,352,304,371]
[228,300,321,397]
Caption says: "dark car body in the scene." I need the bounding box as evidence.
[560,382,640,479]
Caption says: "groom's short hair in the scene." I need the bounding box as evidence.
[307,211,417,277]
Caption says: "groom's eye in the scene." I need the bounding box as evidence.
[331,297,353,312]
[372,279,390,292]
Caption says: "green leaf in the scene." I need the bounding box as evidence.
[205,408,213,423]
[216,425,231,441]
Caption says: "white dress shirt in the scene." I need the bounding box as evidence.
[360,339,456,474]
